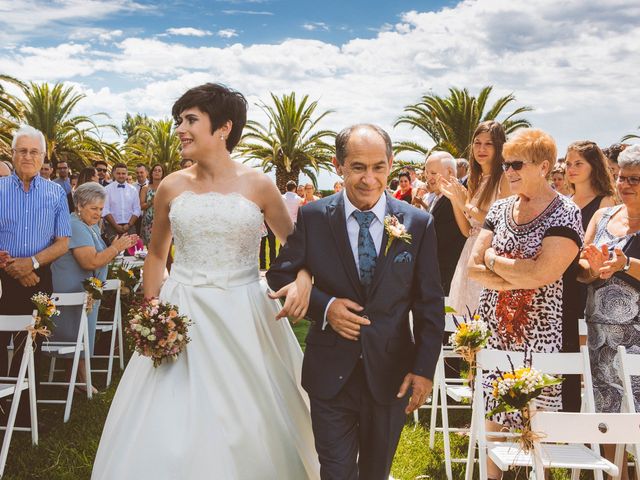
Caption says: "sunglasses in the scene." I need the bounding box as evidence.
[501,160,529,172]
[96,168,107,172]
[615,175,640,186]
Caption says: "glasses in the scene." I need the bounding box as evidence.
[13,148,43,158]
[501,160,529,172]
[96,168,107,173]
[615,175,640,186]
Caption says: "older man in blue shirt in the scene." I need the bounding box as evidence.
[0,125,71,425]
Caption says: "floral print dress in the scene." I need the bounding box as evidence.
[141,187,156,245]
[479,194,583,428]
[586,205,640,413]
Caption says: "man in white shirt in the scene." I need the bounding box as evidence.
[135,163,149,192]
[282,180,302,223]
[103,162,141,243]
[53,160,72,194]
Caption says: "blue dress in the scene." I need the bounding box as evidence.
[51,214,108,355]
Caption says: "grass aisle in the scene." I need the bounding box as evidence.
[4,320,581,479]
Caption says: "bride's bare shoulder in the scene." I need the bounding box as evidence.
[155,170,197,203]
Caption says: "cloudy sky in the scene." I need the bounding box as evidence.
[1,0,639,187]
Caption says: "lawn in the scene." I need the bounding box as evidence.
[2,317,592,479]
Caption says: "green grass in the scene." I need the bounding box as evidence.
[1,318,610,479]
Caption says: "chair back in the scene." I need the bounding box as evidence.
[0,313,36,332]
[52,292,87,307]
[617,346,640,414]
[531,411,640,445]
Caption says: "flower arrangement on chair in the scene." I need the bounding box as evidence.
[449,309,491,385]
[82,276,104,313]
[30,292,59,339]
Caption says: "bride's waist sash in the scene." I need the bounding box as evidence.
[170,264,259,289]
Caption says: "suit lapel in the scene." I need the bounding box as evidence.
[369,194,401,297]
[326,195,365,302]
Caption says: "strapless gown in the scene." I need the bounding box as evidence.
[92,191,319,479]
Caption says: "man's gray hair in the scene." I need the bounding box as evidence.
[73,182,106,209]
[12,125,46,153]
[427,151,457,174]
[618,144,640,169]
[335,124,393,165]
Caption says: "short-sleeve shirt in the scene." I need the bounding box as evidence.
[0,173,71,257]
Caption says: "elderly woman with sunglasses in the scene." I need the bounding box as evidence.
[579,144,640,418]
[468,128,584,480]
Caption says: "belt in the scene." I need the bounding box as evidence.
[169,264,259,289]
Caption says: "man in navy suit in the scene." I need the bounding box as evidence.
[267,124,444,480]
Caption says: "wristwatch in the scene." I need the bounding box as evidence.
[622,256,631,272]
[31,256,40,270]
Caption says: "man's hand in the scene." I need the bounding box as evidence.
[5,257,34,279]
[17,271,40,287]
[326,298,369,341]
[397,373,433,414]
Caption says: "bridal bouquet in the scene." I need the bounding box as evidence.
[487,353,563,451]
[30,292,59,338]
[126,298,193,368]
[82,276,104,313]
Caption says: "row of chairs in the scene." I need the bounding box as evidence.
[0,279,126,477]
[415,308,640,480]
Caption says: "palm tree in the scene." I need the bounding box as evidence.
[395,86,533,158]
[0,75,121,170]
[125,118,182,172]
[238,92,336,192]
[622,127,640,142]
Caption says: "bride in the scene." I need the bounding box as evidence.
[92,83,319,479]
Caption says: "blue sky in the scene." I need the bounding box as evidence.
[1,0,639,188]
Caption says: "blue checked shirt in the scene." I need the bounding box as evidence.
[0,173,71,258]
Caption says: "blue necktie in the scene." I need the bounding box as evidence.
[353,211,377,287]
[117,184,125,188]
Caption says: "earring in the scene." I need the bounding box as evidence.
[220,135,225,141]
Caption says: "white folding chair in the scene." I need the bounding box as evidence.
[0,313,38,477]
[616,346,640,480]
[530,409,640,479]
[92,279,124,387]
[465,347,599,480]
[39,292,92,423]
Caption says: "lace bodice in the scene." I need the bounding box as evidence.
[169,191,264,272]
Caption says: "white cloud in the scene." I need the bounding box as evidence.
[2,0,640,186]
[69,28,124,43]
[217,29,238,38]
[165,27,213,37]
[302,22,329,32]
[222,9,273,15]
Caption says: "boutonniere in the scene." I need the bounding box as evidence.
[383,215,412,255]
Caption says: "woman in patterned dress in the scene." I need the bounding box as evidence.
[579,144,640,477]
[139,163,165,246]
[469,128,583,480]
[441,120,510,314]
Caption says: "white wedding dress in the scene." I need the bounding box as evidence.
[92,191,319,480]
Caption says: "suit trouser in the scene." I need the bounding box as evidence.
[309,360,408,480]
[0,267,49,427]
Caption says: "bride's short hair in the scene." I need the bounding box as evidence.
[172,83,248,152]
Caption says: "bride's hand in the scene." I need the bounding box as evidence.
[268,269,312,322]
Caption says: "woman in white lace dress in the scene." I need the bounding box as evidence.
[440,120,510,314]
[92,84,319,479]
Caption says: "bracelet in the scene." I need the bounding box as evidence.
[622,256,631,272]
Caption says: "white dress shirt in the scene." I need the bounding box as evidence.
[323,190,387,327]
[282,191,302,223]
[102,181,142,224]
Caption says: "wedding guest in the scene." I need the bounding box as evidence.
[135,163,149,193]
[551,166,571,196]
[296,184,305,197]
[102,163,141,243]
[140,163,165,246]
[77,167,99,187]
[0,125,71,425]
[387,178,399,195]
[53,160,72,194]
[260,224,277,270]
[70,173,78,190]
[578,143,640,474]
[180,158,194,169]
[456,158,469,180]
[602,143,629,177]
[302,183,319,205]
[394,171,413,203]
[94,160,110,187]
[406,165,425,190]
[333,180,343,193]
[441,120,509,314]
[282,180,302,223]
[423,152,466,294]
[51,183,138,393]
[469,128,583,478]
[0,162,10,177]
[39,159,53,179]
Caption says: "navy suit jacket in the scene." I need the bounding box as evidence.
[267,192,444,405]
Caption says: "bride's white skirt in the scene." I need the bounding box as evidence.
[92,267,319,479]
